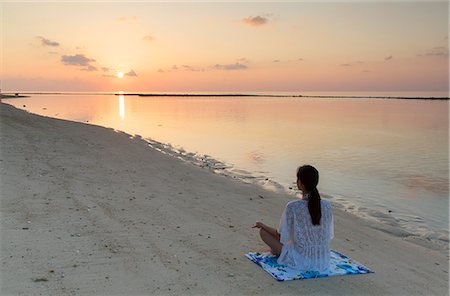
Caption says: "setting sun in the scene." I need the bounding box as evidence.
[117,71,124,78]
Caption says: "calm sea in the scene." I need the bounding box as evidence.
[3,93,449,244]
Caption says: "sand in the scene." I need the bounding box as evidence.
[0,102,448,295]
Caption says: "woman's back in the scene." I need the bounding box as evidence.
[253,164,333,272]
[278,198,334,272]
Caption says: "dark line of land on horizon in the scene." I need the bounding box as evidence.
[0,94,30,98]
[296,95,449,100]
[134,94,449,100]
[126,93,285,97]
[1,92,448,100]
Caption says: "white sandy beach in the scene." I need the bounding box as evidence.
[0,102,448,295]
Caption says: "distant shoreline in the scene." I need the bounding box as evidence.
[0,94,30,98]
[295,95,449,100]
[1,92,448,100]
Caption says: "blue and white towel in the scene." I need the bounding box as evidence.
[245,250,373,281]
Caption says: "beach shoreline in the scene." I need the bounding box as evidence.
[1,102,448,295]
[126,132,450,250]
[3,94,448,246]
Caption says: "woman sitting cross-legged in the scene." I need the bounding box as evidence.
[252,164,334,272]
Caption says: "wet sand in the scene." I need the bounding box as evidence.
[0,102,448,295]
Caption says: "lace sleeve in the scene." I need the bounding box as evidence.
[330,209,334,240]
[278,203,294,245]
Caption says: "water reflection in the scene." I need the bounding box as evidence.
[119,95,125,119]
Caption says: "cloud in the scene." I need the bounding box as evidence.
[125,70,137,77]
[362,70,371,73]
[384,55,393,61]
[339,61,366,67]
[236,57,249,64]
[159,64,206,73]
[182,65,204,72]
[101,67,112,72]
[61,54,96,66]
[298,58,304,61]
[81,65,98,72]
[102,74,116,78]
[37,36,59,47]
[420,46,449,58]
[160,61,248,73]
[117,16,139,23]
[241,16,269,27]
[48,51,58,55]
[143,35,155,42]
[213,63,247,70]
[273,60,280,63]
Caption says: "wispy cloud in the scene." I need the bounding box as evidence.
[61,54,95,66]
[298,58,304,61]
[339,61,365,67]
[143,35,155,42]
[117,16,139,23]
[241,16,269,27]
[101,67,112,72]
[81,65,98,72]
[125,70,138,77]
[236,57,249,64]
[182,65,204,72]
[162,64,204,72]
[273,59,280,63]
[37,36,59,47]
[418,46,449,58]
[213,63,247,70]
[384,55,393,61]
[159,60,248,73]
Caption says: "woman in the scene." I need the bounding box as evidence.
[252,165,334,272]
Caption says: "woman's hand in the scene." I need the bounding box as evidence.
[252,221,265,229]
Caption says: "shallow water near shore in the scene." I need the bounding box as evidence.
[3,94,449,245]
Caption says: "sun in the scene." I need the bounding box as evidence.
[117,71,124,78]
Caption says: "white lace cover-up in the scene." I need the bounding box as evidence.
[277,198,334,272]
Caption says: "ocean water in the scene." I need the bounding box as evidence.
[3,94,449,244]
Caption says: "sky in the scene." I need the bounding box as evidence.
[1,1,449,93]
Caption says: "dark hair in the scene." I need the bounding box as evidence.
[297,165,321,225]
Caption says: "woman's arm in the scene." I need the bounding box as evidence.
[252,221,280,239]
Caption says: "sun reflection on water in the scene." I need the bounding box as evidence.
[119,95,125,119]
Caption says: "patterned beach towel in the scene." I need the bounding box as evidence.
[245,250,373,281]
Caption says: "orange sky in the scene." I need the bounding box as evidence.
[1,2,448,92]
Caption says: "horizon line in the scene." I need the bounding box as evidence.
[1,91,448,100]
